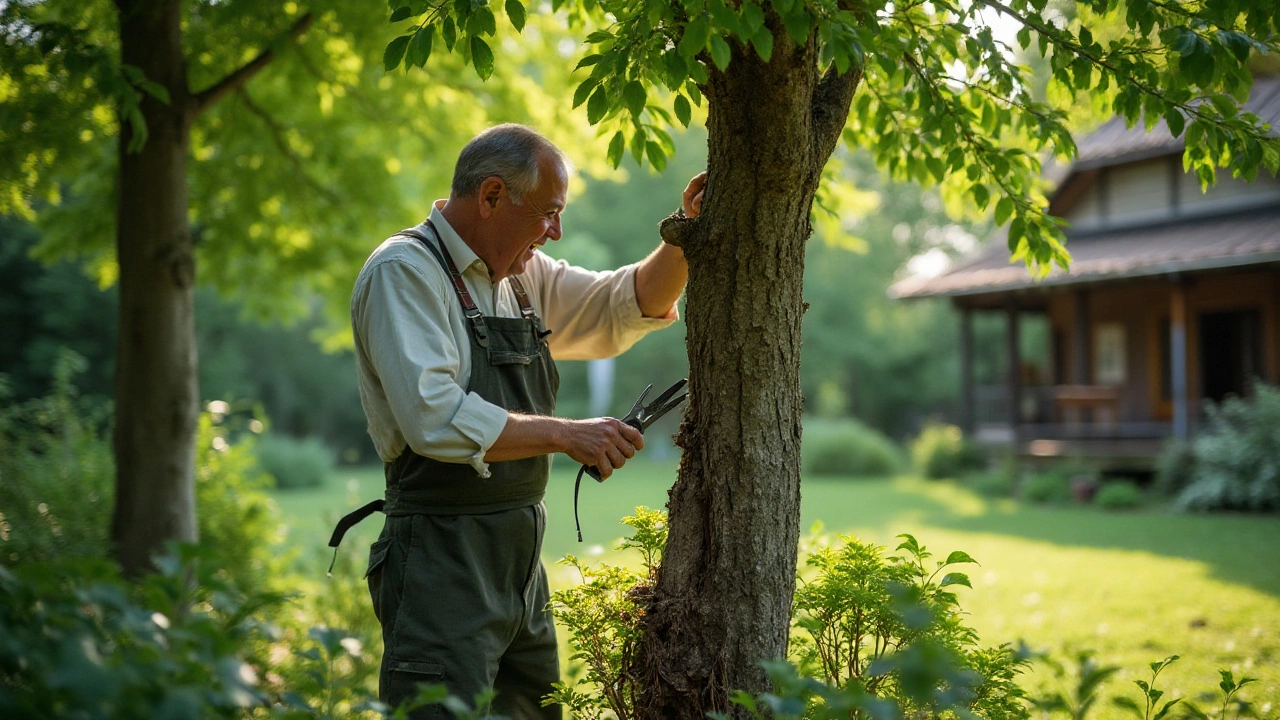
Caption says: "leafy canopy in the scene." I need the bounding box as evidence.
[385,0,1279,271]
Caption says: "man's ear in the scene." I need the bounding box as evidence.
[477,177,505,219]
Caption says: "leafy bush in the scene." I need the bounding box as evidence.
[0,547,282,718]
[551,510,1029,720]
[790,534,1028,720]
[0,351,113,566]
[1175,384,1280,512]
[964,460,1018,499]
[1021,470,1074,504]
[256,432,336,490]
[802,417,903,478]
[1153,439,1196,499]
[546,507,667,720]
[1094,480,1144,510]
[911,422,986,479]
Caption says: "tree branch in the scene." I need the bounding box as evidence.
[235,88,342,204]
[189,13,313,118]
[811,65,863,164]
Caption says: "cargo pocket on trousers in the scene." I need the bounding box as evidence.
[365,536,392,626]
[386,660,448,719]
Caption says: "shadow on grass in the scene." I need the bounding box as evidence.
[800,475,1280,598]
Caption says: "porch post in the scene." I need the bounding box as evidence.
[1171,281,1190,440]
[1073,289,1091,384]
[1006,301,1021,441]
[959,304,975,434]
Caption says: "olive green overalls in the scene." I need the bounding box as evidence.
[353,222,562,720]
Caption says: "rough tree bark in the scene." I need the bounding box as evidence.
[639,16,861,719]
[111,0,198,576]
[109,0,311,577]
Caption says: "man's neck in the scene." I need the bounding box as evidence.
[438,199,500,281]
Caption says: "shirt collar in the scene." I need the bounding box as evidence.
[426,205,487,280]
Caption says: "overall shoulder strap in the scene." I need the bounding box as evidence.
[508,274,537,320]
[394,221,489,347]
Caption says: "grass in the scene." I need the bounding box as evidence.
[272,459,1280,718]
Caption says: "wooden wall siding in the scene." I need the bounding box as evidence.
[1045,269,1280,425]
[1059,155,1280,235]
[1179,166,1280,216]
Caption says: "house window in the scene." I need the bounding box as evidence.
[1094,323,1127,385]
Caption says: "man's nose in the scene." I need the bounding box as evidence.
[547,215,562,241]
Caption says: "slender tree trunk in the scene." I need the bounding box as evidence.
[111,0,198,576]
[638,19,860,718]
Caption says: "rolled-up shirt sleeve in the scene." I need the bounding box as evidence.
[353,258,509,476]
[528,253,679,361]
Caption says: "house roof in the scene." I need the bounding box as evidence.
[889,209,1280,299]
[1069,75,1280,172]
[891,76,1280,300]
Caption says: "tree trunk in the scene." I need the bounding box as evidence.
[110,0,198,577]
[638,22,860,719]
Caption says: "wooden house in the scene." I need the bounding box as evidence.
[891,77,1280,467]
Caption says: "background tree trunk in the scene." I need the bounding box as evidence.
[110,0,199,576]
[638,25,859,718]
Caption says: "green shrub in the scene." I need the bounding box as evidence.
[1021,470,1074,504]
[1153,439,1196,499]
[1175,383,1280,512]
[802,417,903,477]
[910,422,986,479]
[255,432,336,490]
[1093,480,1144,510]
[0,351,113,566]
[966,468,1017,498]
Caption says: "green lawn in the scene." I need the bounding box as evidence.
[272,459,1280,717]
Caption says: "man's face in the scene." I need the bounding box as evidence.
[490,153,567,280]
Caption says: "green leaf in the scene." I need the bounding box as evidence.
[623,80,647,118]
[1016,26,1031,49]
[630,126,646,163]
[674,94,692,127]
[572,78,597,109]
[390,6,415,22]
[751,28,774,62]
[585,30,615,44]
[709,34,731,71]
[783,10,810,44]
[1164,108,1185,137]
[994,197,1014,225]
[742,2,766,34]
[575,54,604,71]
[607,131,625,168]
[505,0,526,32]
[470,36,494,80]
[679,17,711,58]
[940,572,971,588]
[442,17,457,50]
[383,35,411,72]
[971,184,990,210]
[470,7,497,37]
[407,25,434,68]
[943,550,977,566]
[646,141,668,171]
[663,51,689,90]
[586,87,609,124]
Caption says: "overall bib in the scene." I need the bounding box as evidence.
[361,222,562,719]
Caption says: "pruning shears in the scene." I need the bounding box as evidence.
[574,378,688,541]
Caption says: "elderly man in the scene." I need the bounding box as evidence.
[347,124,704,719]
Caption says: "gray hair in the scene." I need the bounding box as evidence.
[450,124,571,205]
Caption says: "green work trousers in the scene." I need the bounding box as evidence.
[366,503,561,720]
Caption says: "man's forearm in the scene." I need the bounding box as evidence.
[484,413,568,462]
[634,242,687,318]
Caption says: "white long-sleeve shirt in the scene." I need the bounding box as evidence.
[351,205,678,477]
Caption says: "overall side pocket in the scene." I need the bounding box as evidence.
[365,535,393,626]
